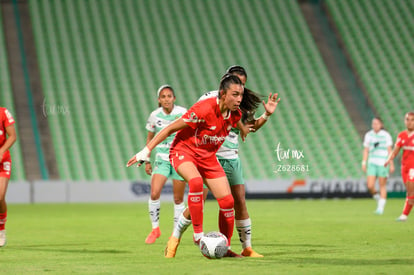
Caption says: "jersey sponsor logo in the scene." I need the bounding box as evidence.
[200,134,226,146]
[402,146,414,151]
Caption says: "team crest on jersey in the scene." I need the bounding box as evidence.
[183,112,205,123]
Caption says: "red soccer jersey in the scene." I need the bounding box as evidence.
[0,107,15,160]
[395,130,414,167]
[171,97,241,159]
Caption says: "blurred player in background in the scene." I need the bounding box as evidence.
[142,85,187,244]
[362,117,394,215]
[166,65,280,258]
[128,74,259,257]
[0,107,17,247]
[385,111,414,221]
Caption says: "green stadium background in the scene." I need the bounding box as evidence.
[1,0,413,198]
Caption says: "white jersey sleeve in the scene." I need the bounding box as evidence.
[145,109,158,132]
[198,90,219,102]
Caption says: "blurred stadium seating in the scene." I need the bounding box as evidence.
[25,0,365,180]
[326,0,414,137]
[0,6,26,181]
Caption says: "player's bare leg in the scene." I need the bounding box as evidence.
[231,184,263,257]
[172,179,186,228]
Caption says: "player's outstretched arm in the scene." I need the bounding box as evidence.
[384,145,401,167]
[126,118,188,167]
[252,93,280,131]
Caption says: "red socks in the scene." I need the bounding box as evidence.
[187,177,204,234]
[217,194,234,245]
[403,196,414,216]
[0,211,7,231]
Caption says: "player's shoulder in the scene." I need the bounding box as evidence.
[173,105,187,113]
[398,130,408,138]
[149,107,163,117]
[198,90,218,102]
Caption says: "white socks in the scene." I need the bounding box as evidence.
[148,199,161,228]
[172,212,192,239]
[236,218,252,249]
[174,202,186,229]
[377,198,386,212]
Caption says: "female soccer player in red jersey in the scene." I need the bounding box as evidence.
[0,107,17,247]
[143,85,187,244]
[384,112,414,221]
[128,75,278,257]
[169,65,280,258]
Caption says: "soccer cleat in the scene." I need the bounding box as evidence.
[164,236,180,258]
[145,227,161,244]
[396,214,408,222]
[374,209,384,215]
[241,247,264,258]
[0,230,6,247]
[224,249,243,258]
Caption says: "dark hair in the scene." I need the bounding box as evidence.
[226,65,262,119]
[218,74,243,97]
[226,65,247,78]
[240,88,262,122]
[373,117,385,130]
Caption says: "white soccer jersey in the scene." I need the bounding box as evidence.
[146,105,187,161]
[363,129,393,166]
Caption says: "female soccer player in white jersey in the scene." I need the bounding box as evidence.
[385,112,414,221]
[0,107,17,247]
[164,66,280,258]
[142,85,187,244]
[362,117,394,215]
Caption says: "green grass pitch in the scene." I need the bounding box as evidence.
[1,199,413,274]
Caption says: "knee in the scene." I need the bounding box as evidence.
[189,177,203,193]
[173,196,184,205]
[217,194,234,210]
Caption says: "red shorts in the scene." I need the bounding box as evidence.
[401,165,414,184]
[170,150,226,179]
[0,157,12,179]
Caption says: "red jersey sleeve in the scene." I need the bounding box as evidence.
[395,131,405,147]
[181,100,208,129]
[2,108,15,128]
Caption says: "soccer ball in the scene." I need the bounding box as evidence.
[199,231,229,259]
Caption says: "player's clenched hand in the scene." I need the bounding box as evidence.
[238,122,255,142]
[145,163,152,175]
[126,146,150,167]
